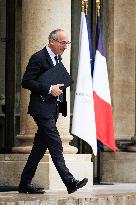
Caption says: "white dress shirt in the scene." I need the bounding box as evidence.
[46,45,59,66]
[46,45,59,93]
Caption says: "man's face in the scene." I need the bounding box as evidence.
[49,31,70,55]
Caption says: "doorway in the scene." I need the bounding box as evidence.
[0,0,22,153]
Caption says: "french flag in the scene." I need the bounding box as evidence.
[93,16,116,152]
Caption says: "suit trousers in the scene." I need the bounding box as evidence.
[20,116,74,187]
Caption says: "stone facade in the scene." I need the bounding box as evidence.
[0,0,136,188]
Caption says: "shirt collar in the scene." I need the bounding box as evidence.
[46,45,56,58]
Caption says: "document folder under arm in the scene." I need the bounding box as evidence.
[38,62,73,89]
[37,62,74,101]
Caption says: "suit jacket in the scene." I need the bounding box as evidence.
[22,46,67,118]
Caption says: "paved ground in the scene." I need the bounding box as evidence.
[0,184,136,204]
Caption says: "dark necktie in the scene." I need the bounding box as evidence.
[54,55,59,64]
[54,56,63,103]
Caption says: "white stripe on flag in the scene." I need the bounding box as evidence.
[93,50,111,104]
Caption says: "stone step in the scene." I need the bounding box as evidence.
[0,154,93,190]
[0,184,136,205]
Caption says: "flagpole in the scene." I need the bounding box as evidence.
[95,0,102,185]
[96,0,100,16]
[81,0,88,15]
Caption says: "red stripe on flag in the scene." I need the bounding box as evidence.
[93,91,116,152]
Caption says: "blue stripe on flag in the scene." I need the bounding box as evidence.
[85,15,94,77]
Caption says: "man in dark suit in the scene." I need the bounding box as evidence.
[18,29,88,194]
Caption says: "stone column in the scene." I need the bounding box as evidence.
[127,0,136,152]
[12,0,77,154]
[111,0,136,141]
[102,0,136,183]
[103,0,136,150]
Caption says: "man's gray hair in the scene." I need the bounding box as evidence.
[48,29,64,41]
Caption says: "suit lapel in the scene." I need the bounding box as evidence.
[43,46,62,66]
[43,46,54,67]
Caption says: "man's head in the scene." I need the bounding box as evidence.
[48,29,70,55]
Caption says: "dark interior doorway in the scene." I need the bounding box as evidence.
[0,0,22,153]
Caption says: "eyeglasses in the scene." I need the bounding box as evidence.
[53,39,71,45]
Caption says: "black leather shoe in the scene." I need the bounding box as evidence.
[18,183,45,194]
[67,178,88,194]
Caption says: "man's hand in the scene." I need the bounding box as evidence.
[51,84,64,97]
